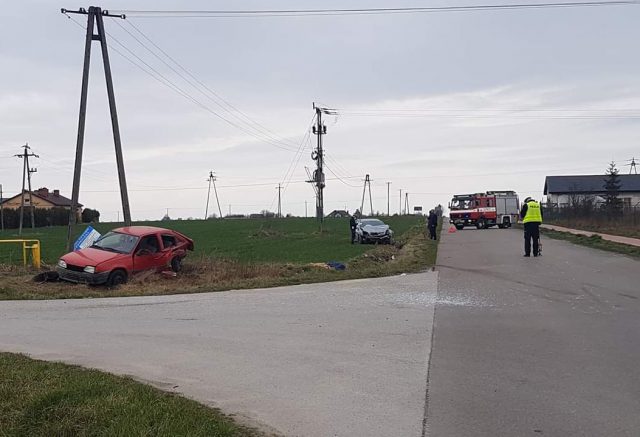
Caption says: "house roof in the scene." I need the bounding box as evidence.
[544,175,640,195]
[0,189,82,207]
[327,209,349,216]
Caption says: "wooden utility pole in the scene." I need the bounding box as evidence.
[62,6,131,250]
[15,143,39,235]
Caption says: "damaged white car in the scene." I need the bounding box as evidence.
[355,218,394,244]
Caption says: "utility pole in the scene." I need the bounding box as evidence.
[0,183,4,232]
[405,192,410,215]
[399,189,402,215]
[205,171,223,219]
[276,183,282,218]
[386,182,391,216]
[15,143,39,235]
[62,7,131,251]
[305,200,308,218]
[360,174,373,216]
[309,103,335,222]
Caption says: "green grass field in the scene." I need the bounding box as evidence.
[0,217,421,266]
[0,353,263,437]
[0,216,439,300]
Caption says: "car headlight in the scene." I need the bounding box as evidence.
[83,266,96,274]
[57,259,67,269]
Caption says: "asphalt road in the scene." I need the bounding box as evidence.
[0,273,438,437]
[426,227,640,436]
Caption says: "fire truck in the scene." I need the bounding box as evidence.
[449,191,520,230]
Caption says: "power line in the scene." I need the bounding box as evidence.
[114,2,639,17]
[64,14,302,153]
[115,19,304,150]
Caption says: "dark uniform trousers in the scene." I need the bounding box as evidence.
[524,222,540,256]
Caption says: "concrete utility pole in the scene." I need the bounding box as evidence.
[386,182,391,216]
[305,200,308,218]
[309,103,336,222]
[276,183,282,218]
[360,174,373,216]
[205,171,223,219]
[405,192,410,215]
[15,143,39,235]
[62,6,131,251]
[399,189,403,215]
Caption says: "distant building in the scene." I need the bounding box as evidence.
[1,187,82,211]
[544,175,640,207]
[326,209,349,218]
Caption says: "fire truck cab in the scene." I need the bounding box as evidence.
[449,191,520,230]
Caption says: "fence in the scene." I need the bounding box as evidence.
[542,204,640,230]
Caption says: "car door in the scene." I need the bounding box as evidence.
[133,234,165,273]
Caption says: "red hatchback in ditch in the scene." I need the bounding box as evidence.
[56,226,194,286]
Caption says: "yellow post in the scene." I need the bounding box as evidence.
[0,239,41,269]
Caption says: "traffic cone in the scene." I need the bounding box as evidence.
[448,225,457,233]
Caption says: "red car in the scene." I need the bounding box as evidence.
[56,226,194,286]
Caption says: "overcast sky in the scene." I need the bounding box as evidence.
[1,0,639,221]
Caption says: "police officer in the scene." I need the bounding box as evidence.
[427,209,438,240]
[350,214,357,244]
[520,196,543,257]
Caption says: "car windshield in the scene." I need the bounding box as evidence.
[91,231,139,254]
[361,219,385,226]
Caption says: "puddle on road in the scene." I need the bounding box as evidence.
[383,291,494,308]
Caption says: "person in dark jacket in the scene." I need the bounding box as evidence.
[350,215,357,244]
[520,197,543,257]
[427,209,438,240]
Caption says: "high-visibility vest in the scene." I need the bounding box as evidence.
[523,200,542,224]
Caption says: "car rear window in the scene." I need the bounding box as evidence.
[162,234,177,249]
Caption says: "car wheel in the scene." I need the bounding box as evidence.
[106,269,127,287]
[498,224,505,229]
[171,256,183,273]
[476,218,486,230]
[455,224,464,230]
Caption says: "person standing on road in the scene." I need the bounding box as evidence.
[427,209,438,240]
[520,197,543,257]
[350,214,357,244]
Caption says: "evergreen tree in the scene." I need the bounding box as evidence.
[603,161,623,216]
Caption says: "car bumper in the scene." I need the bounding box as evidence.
[362,234,391,241]
[56,267,110,285]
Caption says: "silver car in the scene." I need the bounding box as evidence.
[355,218,394,244]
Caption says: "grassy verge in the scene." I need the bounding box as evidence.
[0,353,265,437]
[0,221,439,300]
[544,219,640,239]
[541,228,640,259]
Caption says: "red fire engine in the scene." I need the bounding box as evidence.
[449,191,520,230]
